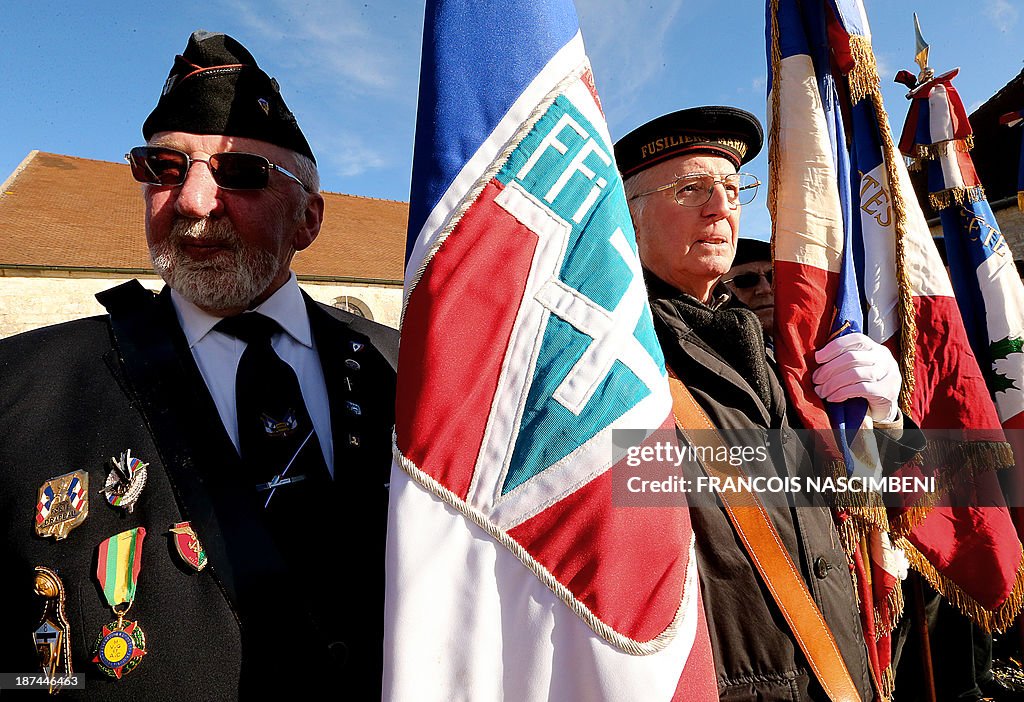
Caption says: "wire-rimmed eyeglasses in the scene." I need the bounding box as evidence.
[628,172,761,208]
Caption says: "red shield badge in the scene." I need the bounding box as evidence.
[168,521,207,572]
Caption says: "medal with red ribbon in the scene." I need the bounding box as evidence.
[92,527,148,679]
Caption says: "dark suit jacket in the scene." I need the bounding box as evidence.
[0,281,398,699]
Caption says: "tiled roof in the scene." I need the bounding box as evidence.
[0,151,407,283]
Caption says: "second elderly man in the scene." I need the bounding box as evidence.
[615,106,923,701]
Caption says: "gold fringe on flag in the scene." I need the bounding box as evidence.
[827,464,892,540]
[899,537,1024,633]
[847,34,918,414]
[838,514,863,557]
[928,185,987,211]
[879,665,896,702]
[846,35,878,105]
[876,580,905,639]
[856,535,905,639]
[909,135,975,161]
[888,439,1014,537]
[906,157,925,173]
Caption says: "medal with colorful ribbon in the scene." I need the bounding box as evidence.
[92,528,147,679]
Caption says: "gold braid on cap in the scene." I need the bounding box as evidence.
[639,134,748,161]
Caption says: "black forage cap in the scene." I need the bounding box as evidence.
[615,106,762,178]
[732,238,771,266]
[142,30,315,164]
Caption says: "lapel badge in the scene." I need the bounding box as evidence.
[261,409,298,437]
[102,450,148,513]
[345,401,362,417]
[169,521,208,572]
[35,470,89,541]
[258,97,270,115]
[33,566,74,692]
[344,358,361,371]
[350,341,364,353]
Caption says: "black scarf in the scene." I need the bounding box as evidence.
[668,286,776,414]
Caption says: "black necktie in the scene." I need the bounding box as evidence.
[214,313,327,506]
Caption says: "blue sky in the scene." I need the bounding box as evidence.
[1,0,1021,241]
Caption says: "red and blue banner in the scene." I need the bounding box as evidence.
[384,2,715,700]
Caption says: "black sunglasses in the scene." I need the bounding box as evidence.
[724,270,772,289]
[125,146,311,193]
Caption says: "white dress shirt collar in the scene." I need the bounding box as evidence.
[170,272,313,348]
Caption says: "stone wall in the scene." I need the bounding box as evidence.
[0,272,401,339]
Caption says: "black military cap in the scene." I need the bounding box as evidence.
[614,106,763,178]
[731,238,771,266]
[143,30,315,164]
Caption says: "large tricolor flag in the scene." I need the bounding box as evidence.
[767,2,912,693]
[383,2,716,700]
[767,0,1024,691]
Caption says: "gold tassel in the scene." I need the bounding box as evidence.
[879,664,896,702]
[1018,191,1024,212]
[927,185,987,211]
[847,35,880,105]
[900,537,1024,633]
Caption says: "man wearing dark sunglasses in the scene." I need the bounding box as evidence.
[615,107,924,701]
[724,237,774,338]
[0,31,397,699]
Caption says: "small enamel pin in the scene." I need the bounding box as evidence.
[35,471,88,541]
[260,409,299,438]
[169,521,207,572]
[102,450,148,513]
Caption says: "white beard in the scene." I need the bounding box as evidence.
[149,218,283,312]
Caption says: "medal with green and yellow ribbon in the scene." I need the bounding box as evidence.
[92,527,148,679]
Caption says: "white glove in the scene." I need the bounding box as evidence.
[811,332,902,422]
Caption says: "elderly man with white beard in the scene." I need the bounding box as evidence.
[0,31,397,699]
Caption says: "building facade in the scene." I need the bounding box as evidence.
[0,151,407,337]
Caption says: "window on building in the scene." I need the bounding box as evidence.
[333,296,373,320]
